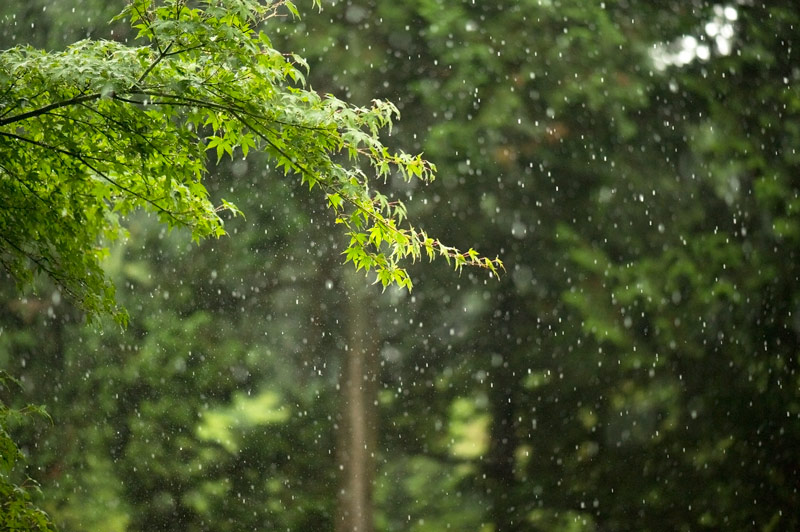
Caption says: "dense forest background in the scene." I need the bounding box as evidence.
[1,0,798,530]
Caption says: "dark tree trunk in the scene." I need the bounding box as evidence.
[486,358,522,532]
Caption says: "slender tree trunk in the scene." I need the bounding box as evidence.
[486,359,522,532]
[336,274,378,532]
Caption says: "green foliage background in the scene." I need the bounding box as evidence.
[1,1,799,531]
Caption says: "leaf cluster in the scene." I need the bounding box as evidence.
[0,0,502,321]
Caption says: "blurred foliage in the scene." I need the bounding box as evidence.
[0,371,56,532]
[1,0,799,531]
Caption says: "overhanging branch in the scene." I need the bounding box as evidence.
[0,93,101,127]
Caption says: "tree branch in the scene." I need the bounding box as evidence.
[0,93,101,128]
[135,41,174,87]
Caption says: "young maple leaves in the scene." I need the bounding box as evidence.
[0,0,502,321]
